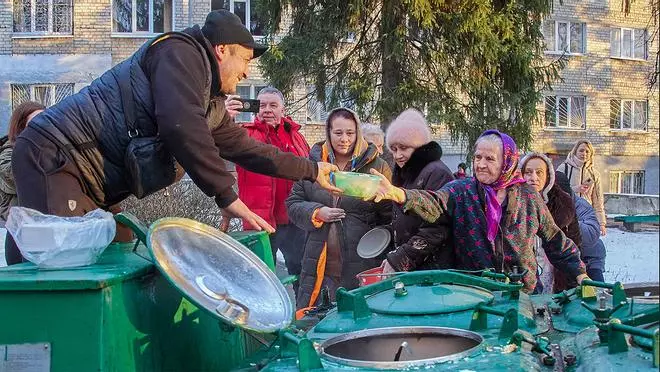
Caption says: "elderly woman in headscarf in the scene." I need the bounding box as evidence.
[372,130,587,293]
[557,140,606,236]
[286,108,392,309]
[520,152,582,293]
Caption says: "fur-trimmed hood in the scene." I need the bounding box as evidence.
[393,141,443,187]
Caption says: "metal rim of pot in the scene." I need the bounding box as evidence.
[318,326,484,369]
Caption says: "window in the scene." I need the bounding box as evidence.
[112,0,172,34]
[13,0,72,35]
[234,84,267,123]
[11,83,74,108]
[306,86,356,123]
[609,171,645,194]
[544,20,585,54]
[544,95,586,129]
[212,0,264,36]
[610,99,647,130]
[610,28,647,60]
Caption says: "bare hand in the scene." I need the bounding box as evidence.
[316,162,343,194]
[225,95,243,120]
[219,215,230,232]
[381,259,395,274]
[222,198,275,233]
[600,225,607,236]
[369,169,406,203]
[316,207,346,223]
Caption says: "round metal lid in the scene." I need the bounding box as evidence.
[366,284,494,315]
[146,218,292,333]
[357,227,392,259]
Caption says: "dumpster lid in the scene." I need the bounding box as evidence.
[146,218,292,333]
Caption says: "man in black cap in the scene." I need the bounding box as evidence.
[6,10,340,265]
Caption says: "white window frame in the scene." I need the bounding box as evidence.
[212,0,264,38]
[609,170,645,194]
[610,27,647,61]
[610,99,648,131]
[545,20,586,55]
[111,0,174,37]
[544,95,587,130]
[11,83,74,108]
[12,0,73,37]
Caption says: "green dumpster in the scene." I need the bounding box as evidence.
[0,242,263,372]
[229,230,275,271]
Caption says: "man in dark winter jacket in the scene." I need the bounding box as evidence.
[7,10,339,265]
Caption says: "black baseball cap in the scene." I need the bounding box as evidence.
[201,10,268,58]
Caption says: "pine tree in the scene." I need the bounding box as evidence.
[256,0,634,150]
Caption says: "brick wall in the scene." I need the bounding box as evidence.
[0,0,13,54]
[10,0,111,55]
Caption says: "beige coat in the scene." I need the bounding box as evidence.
[0,142,17,221]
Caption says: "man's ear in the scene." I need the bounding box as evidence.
[214,44,226,61]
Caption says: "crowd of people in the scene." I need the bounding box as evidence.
[223,85,606,308]
[1,9,607,311]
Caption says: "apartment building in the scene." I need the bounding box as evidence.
[0,0,657,193]
[535,0,659,194]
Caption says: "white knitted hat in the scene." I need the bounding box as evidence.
[385,109,432,149]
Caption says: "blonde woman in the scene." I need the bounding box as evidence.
[557,140,606,236]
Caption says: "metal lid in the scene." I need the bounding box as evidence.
[146,218,292,333]
[357,227,392,259]
[366,284,494,315]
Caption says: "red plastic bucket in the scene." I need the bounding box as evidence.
[356,266,386,286]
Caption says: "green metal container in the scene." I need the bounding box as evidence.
[0,242,262,372]
[229,230,275,271]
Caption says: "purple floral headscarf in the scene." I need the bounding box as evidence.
[477,129,526,242]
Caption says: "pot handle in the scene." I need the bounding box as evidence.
[114,212,148,245]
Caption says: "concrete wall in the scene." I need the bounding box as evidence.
[604,193,660,215]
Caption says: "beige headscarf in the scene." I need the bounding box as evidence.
[320,107,370,170]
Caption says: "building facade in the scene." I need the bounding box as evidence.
[535,0,659,195]
[1,0,658,193]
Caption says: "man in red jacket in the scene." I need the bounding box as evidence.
[228,87,309,286]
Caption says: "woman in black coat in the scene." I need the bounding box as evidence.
[286,108,392,309]
[385,109,455,271]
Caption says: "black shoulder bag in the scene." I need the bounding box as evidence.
[120,61,177,199]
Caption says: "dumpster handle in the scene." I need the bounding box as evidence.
[114,213,154,263]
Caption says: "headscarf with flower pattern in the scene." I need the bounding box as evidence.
[477,129,527,242]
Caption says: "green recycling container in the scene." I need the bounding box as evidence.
[229,230,275,271]
[0,242,263,372]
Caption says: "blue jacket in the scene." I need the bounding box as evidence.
[574,196,606,269]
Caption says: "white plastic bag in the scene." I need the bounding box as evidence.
[6,207,116,268]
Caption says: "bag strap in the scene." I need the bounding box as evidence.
[118,61,139,138]
[121,31,204,139]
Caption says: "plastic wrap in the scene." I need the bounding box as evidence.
[6,207,116,268]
